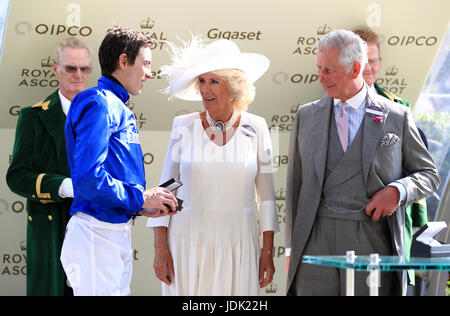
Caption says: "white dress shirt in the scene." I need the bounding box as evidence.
[333,84,368,148]
[58,90,71,116]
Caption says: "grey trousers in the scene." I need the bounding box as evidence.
[292,210,401,296]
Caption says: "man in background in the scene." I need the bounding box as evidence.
[6,37,92,296]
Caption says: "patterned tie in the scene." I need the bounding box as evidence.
[336,101,348,152]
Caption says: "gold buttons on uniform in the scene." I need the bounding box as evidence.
[28,215,54,221]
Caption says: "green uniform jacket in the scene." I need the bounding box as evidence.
[375,84,428,285]
[6,90,72,296]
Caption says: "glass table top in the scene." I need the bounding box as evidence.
[302,255,450,271]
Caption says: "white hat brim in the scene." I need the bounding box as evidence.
[170,52,269,101]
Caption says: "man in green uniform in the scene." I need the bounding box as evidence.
[6,38,92,296]
[353,29,429,286]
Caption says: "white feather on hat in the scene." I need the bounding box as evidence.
[160,35,270,101]
[160,35,205,100]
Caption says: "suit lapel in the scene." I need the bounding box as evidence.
[38,90,69,175]
[312,96,332,188]
[362,90,389,185]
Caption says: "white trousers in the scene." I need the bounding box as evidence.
[60,212,133,296]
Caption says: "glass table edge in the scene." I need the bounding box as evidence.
[302,255,450,271]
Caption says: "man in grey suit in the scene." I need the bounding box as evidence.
[285,29,440,296]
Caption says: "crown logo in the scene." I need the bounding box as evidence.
[41,56,54,68]
[140,17,155,30]
[275,188,286,201]
[386,65,399,76]
[265,282,278,294]
[317,24,331,35]
[20,240,26,251]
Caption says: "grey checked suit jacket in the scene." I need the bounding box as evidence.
[285,88,440,295]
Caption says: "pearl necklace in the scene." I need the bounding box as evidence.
[206,110,237,133]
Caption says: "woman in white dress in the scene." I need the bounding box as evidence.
[147,38,279,296]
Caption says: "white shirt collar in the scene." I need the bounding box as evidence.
[368,84,377,96]
[58,90,71,116]
[333,83,368,110]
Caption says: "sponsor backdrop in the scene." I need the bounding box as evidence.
[0,0,448,295]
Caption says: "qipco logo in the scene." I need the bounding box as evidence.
[387,35,438,47]
[34,24,93,37]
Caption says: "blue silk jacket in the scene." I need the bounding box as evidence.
[65,76,145,223]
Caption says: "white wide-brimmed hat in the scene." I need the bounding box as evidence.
[160,36,270,101]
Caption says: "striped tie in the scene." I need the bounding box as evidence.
[336,101,348,152]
